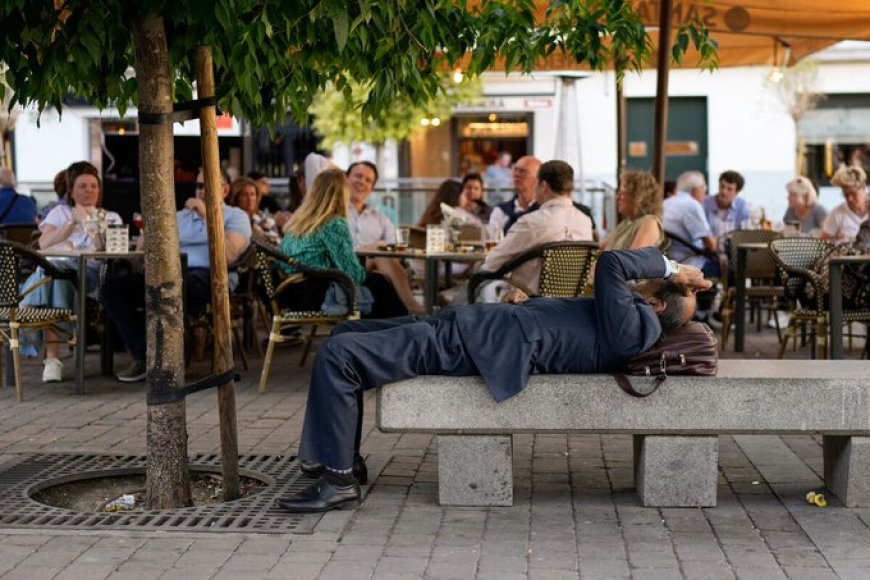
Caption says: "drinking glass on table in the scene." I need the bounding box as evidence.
[132,212,144,233]
[396,226,410,250]
[483,224,503,251]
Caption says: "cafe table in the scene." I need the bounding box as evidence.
[733,242,771,353]
[356,247,488,315]
[828,254,870,359]
[39,249,144,394]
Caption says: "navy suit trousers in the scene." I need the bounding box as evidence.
[298,313,478,471]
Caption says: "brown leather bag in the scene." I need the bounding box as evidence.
[613,321,719,397]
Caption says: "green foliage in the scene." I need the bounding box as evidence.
[0,1,718,128]
[310,75,482,149]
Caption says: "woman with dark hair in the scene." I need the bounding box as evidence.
[459,173,491,222]
[418,179,465,226]
[22,161,123,382]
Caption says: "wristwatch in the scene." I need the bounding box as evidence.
[664,259,681,279]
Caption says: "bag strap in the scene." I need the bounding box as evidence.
[0,194,21,224]
[612,372,667,398]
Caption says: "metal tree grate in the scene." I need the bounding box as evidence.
[0,453,324,534]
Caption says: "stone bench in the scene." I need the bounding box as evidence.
[376,360,870,508]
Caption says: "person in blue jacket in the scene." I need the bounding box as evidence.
[276,247,711,513]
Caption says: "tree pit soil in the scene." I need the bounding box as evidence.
[32,471,266,512]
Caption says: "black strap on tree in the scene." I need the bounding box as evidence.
[147,367,239,406]
[138,97,222,125]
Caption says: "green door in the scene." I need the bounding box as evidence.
[626,97,708,183]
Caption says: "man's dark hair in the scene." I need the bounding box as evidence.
[719,170,745,192]
[462,172,483,188]
[537,160,573,195]
[247,171,265,180]
[655,281,689,330]
[347,161,379,184]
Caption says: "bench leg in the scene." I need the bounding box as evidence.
[437,435,512,507]
[824,435,870,507]
[633,435,718,507]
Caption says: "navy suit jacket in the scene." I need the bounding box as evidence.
[450,247,666,402]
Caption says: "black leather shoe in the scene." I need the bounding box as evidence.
[275,476,361,513]
[299,455,368,485]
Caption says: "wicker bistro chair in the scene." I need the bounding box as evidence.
[0,241,77,401]
[718,230,784,348]
[769,237,835,358]
[0,223,39,247]
[467,240,599,303]
[252,239,360,393]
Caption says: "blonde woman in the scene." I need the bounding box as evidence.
[783,176,827,235]
[822,165,868,244]
[601,171,666,251]
[279,168,407,318]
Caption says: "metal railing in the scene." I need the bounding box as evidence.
[267,176,617,234]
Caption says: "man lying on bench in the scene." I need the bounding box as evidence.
[276,247,712,513]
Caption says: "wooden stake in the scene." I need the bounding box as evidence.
[194,45,240,501]
[652,0,673,187]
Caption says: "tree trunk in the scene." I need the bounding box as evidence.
[132,14,191,509]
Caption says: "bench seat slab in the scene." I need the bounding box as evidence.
[634,435,719,507]
[438,435,513,507]
[824,435,870,507]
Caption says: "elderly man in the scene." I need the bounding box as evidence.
[663,171,717,268]
[0,168,36,225]
[275,247,711,513]
[488,155,541,232]
[477,160,593,301]
[703,170,750,238]
[103,168,252,382]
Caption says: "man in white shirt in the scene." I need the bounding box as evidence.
[822,165,868,244]
[346,161,421,313]
[663,171,717,269]
[488,156,541,232]
[477,160,593,301]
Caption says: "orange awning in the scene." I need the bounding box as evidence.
[528,0,870,70]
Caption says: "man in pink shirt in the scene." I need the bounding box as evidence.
[477,160,593,300]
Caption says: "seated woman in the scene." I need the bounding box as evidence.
[230,176,280,244]
[459,173,491,223]
[822,165,867,244]
[22,162,122,383]
[279,168,407,319]
[601,171,665,251]
[783,176,827,235]
[418,179,467,226]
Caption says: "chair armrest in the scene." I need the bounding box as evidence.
[252,238,357,310]
[1,240,76,281]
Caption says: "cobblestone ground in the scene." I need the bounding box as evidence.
[0,324,867,579]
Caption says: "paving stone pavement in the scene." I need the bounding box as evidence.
[0,324,867,579]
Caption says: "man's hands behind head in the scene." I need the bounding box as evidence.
[671,264,713,296]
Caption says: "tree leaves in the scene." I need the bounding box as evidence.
[0,1,719,129]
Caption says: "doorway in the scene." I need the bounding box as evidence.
[626,97,708,183]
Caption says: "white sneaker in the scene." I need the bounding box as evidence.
[42,358,63,383]
[768,311,790,329]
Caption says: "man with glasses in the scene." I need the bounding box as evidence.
[102,168,252,382]
[488,156,541,233]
